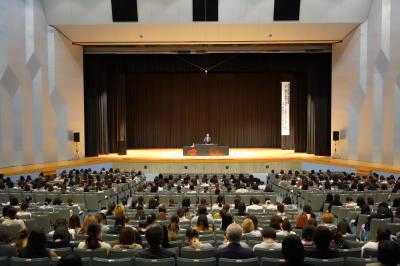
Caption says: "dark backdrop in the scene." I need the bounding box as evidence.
[84,53,331,156]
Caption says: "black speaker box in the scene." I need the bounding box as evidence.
[118,141,127,155]
[111,0,138,22]
[274,0,301,21]
[73,132,80,143]
[332,131,339,141]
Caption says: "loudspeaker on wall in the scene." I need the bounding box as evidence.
[332,131,339,141]
[73,132,80,143]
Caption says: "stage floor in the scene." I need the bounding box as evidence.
[1,148,400,176]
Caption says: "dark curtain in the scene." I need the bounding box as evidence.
[125,73,281,148]
[83,53,332,156]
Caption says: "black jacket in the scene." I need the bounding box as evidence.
[136,246,176,259]
[215,242,256,260]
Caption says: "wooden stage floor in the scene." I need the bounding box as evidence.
[1,148,400,176]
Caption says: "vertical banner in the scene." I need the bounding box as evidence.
[281,81,290,136]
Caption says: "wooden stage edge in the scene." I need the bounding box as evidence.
[1,148,400,176]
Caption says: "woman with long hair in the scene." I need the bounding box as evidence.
[184,228,213,249]
[193,214,213,232]
[113,227,142,249]
[78,222,111,249]
[18,229,57,258]
[78,215,97,235]
[69,214,81,234]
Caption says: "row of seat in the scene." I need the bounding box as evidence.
[0,256,379,266]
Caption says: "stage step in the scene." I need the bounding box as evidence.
[356,168,371,177]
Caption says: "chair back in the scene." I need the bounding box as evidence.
[176,257,216,266]
[9,257,50,266]
[180,247,215,259]
[218,257,259,266]
[73,248,108,258]
[0,224,22,240]
[108,248,139,259]
[304,257,344,266]
[135,257,175,266]
[344,257,378,266]
[254,248,282,259]
[337,248,361,258]
[92,257,133,266]
[362,247,377,258]
[260,257,285,266]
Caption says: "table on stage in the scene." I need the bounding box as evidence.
[183,144,229,156]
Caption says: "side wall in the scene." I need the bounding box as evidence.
[0,0,84,168]
[332,0,400,165]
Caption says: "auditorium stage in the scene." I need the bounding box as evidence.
[2,148,400,177]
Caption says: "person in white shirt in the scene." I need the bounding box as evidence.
[2,207,26,229]
[48,218,76,240]
[253,227,282,250]
[235,184,249,193]
[246,198,263,212]
[16,202,31,219]
[212,195,225,211]
[78,222,111,249]
[361,227,391,257]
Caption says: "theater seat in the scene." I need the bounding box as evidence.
[9,257,50,266]
[135,257,175,266]
[261,257,285,266]
[92,257,133,266]
[362,248,377,258]
[74,248,108,258]
[218,257,259,266]
[108,248,139,259]
[180,247,215,258]
[338,248,361,258]
[177,257,217,266]
[344,257,378,266]
[254,248,282,259]
[304,257,345,266]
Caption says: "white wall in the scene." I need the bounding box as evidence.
[332,0,400,165]
[0,0,84,168]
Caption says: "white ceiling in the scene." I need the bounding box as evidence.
[41,0,372,45]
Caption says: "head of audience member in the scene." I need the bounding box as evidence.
[337,220,351,235]
[302,225,315,244]
[2,205,11,218]
[296,213,309,229]
[282,235,305,265]
[233,196,241,209]
[21,229,49,258]
[226,223,242,244]
[57,254,83,266]
[277,203,285,214]
[313,226,333,251]
[356,197,366,207]
[182,197,190,208]
[220,211,233,231]
[282,197,292,205]
[53,197,62,205]
[246,214,259,230]
[53,227,71,243]
[270,215,283,230]
[68,215,80,230]
[186,228,205,248]
[9,196,19,207]
[237,202,246,215]
[242,218,255,234]
[325,193,333,203]
[376,240,400,266]
[216,195,225,207]
[262,227,277,242]
[146,213,157,226]
[86,222,102,249]
[145,224,164,248]
[53,218,69,231]
[113,204,125,216]
[196,214,210,231]
[118,227,139,247]
[376,227,391,243]
[20,202,28,212]
[281,218,292,232]
[114,214,125,228]
[79,215,98,234]
[197,205,208,216]
[322,212,334,224]
[7,207,18,220]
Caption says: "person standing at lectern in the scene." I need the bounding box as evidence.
[204,133,212,144]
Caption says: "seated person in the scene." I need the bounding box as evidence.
[242,218,262,237]
[301,225,315,248]
[136,224,176,259]
[47,227,72,249]
[366,240,400,266]
[253,227,281,250]
[184,228,213,249]
[362,227,391,257]
[305,226,340,259]
[215,223,256,259]
[2,207,26,229]
[107,215,125,235]
[113,227,142,249]
[319,212,336,230]
[18,229,57,258]
[277,218,296,237]
[282,235,307,266]
[246,197,263,212]
[191,205,214,227]
[156,205,167,221]
[49,218,76,240]
[193,214,213,232]
[16,202,31,219]
[78,222,111,249]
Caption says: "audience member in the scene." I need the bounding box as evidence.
[136,224,176,259]
[253,227,281,250]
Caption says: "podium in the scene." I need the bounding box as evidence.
[183,144,229,156]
